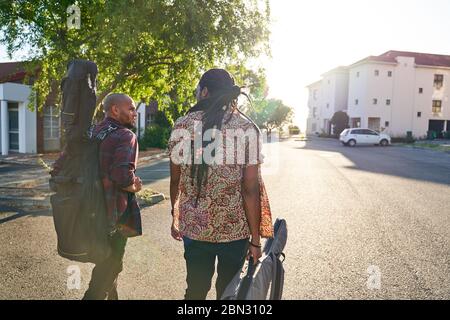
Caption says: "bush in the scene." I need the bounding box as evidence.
[318,133,337,139]
[288,125,300,135]
[140,124,171,150]
[427,131,437,140]
[391,136,408,143]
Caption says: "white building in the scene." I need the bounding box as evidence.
[307,50,450,138]
[348,50,450,138]
[0,62,160,155]
[0,63,38,155]
[306,66,349,134]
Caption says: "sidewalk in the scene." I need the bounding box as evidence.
[0,148,168,212]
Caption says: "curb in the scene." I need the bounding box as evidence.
[0,192,167,212]
[138,193,166,209]
[0,195,51,207]
[1,176,50,188]
[137,152,168,167]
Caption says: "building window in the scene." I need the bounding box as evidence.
[432,100,442,113]
[388,71,392,77]
[43,105,60,140]
[434,74,444,89]
[8,102,19,151]
[326,103,330,109]
[313,89,317,100]
[417,112,422,118]
[328,80,330,84]
[386,99,391,105]
[313,108,317,118]
[373,98,378,105]
[419,88,423,94]
[374,70,379,76]
[385,121,389,127]
[356,72,360,78]
[355,99,359,105]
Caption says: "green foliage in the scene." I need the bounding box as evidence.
[288,125,300,135]
[250,98,293,133]
[140,124,171,150]
[0,0,271,119]
[330,111,349,136]
[154,110,172,128]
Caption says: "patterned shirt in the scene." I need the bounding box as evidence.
[168,110,273,243]
[94,117,142,237]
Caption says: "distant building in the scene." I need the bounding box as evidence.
[0,61,159,155]
[0,62,38,155]
[136,99,158,140]
[306,66,349,135]
[348,50,450,138]
[306,50,450,138]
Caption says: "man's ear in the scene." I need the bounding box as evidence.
[201,87,209,98]
[110,104,119,116]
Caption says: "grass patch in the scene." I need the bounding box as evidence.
[408,143,450,152]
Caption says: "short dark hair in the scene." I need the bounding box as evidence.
[103,93,131,113]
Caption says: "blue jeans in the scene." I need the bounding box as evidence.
[183,237,249,300]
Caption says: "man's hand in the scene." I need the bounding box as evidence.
[122,176,142,193]
[171,217,182,241]
[247,245,262,265]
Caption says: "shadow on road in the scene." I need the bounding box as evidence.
[298,138,450,186]
[0,205,52,225]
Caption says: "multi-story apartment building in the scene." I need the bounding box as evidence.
[307,50,450,138]
[348,50,450,138]
[306,66,348,134]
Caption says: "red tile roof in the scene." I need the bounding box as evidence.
[353,50,450,68]
[0,61,27,83]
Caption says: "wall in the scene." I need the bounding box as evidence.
[0,82,37,154]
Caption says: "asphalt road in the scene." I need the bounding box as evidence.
[0,138,449,299]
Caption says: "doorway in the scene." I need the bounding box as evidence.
[8,102,19,152]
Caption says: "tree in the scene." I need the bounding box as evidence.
[0,0,271,120]
[250,98,293,140]
[330,111,350,136]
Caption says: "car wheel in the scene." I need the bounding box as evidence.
[380,139,388,147]
[348,139,356,147]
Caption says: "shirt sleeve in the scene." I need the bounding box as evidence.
[109,131,138,188]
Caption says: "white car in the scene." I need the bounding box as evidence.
[339,128,391,147]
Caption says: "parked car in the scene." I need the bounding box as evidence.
[339,128,391,147]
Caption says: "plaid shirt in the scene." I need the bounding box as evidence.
[94,117,142,237]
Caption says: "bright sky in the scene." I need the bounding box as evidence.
[265,0,450,130]
[2,0,450,130]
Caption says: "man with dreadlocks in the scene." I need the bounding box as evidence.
[168,68,273,300]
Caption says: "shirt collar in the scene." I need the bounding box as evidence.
[105,116,124,128]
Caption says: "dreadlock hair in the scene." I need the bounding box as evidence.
[187,68,252,207]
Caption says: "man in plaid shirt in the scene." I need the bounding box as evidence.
[83,93,142,300]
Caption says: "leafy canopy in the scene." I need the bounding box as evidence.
[0,0,270,118]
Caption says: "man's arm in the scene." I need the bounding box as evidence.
[242,165,261,243]
[109,132,141,192]
[170,160,181,211]
[242,164,262,263]
[170,160,182,241]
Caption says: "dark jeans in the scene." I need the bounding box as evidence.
[183,237,249,300]
[82,233,127,300]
